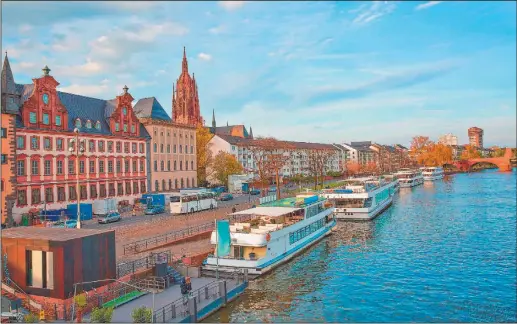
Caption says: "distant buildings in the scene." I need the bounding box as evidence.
[468,127,484,148]
[438,133,458,146]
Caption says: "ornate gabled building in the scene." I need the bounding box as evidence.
[172,47,204,127]
[4,56,150,221]
[209,109,253,139]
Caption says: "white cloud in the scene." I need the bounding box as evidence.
[198,53,213,61]
[209,25,226,35]
[58,79,111,97]
[351,1,397,26]
[218,1,245,11]
[415,1,443,11]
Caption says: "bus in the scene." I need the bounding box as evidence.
[170,192,218,214]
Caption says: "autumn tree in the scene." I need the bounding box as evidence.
[196,125,214,186]
[491,147,507,158]
[306,149,335,189]
[362,161,380,175]
[212,152,244,187]
[461,144,481,160]
[345,161,361,176]
[248,137,294,198]
[418,143,453,166]
[410,136,432,162]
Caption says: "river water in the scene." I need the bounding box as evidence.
[205,169,517,322]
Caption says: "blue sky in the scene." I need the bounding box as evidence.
[2,1,516,147]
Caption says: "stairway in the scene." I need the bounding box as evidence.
[167,266,184,285]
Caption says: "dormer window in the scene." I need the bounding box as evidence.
[131,125,136,133]
[123,124,128,132]
[75,118,82,128]
[115,123,120,132]
[95,121,101,130]
[122,107,127,115]
[86,120,92,129]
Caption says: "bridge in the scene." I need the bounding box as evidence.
[445,148,514,172]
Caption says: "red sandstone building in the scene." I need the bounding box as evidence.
[2,55,150,222]
[468,127,484,148]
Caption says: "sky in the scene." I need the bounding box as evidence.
[2,1,516,147]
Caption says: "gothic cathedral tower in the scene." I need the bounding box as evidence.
[172,47,204,126]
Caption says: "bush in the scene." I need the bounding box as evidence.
[131,306,152,323]
[24,313,39,323]
[90,307,114,323]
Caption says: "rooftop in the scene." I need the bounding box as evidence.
[1,227,114,241]
[230,206,300,217]
[260,195,326,208]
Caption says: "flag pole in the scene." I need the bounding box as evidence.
[215,218,219,280]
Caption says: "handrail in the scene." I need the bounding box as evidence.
[1,279,42,310]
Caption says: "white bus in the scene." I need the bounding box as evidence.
[170,192,218,214]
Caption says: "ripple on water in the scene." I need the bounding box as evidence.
[204,170,517,323]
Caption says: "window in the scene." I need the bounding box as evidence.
[17,160,25,176]
[124,124,128,132]
[175,179,178,189]
[56,138,63,151]
[79,160,85,174]
[57,187,65,201]
[116,161,121,173]
[57,160,63,175]
[89,140,95,152]
[133,161,137,172]
[154,143,157,153]
[32,189,41,204]
[174,161,177,171]
[31,137,39,150]
[31,160,39,175]
[17,136,25,149]
[186,161,188,170]
[131,125,135,133]
[86,120,92,128]
[173,145,176,153]
[109,183,115,196]
[30,112,37,123]
[179,145,182,153]
[141,181,146,193]
[140,160,144,172]
[154,160,157,172]
[42,113,49,125]
[44,160,51,175]
[100,184,106,198]
[108,161,113,173]
[190,146,193,154]
[125,160,129,173]
[180,161,182,171]
[122,107,127,115]
[99,160,105,173]
[139,143,144,153]
[167,161,170,171]
[191,161,194,170]
[133,182,139,194]
[90,185,97,199]
[75,118,82,128]
[161,144,164,153]
[44,137,51,150]
[124,143,129,153]
[17,190,27,205]
[169,179,172,190]
[69,159,75,174]
[155,180,159,191]
[185,145,188,154]
[125,182,131,195]
[1,154,7,165]
[1,128,6,138]
[45,188,53,202]
[117,183,123,195]
[162,180,165,190]
[95,121,101,130]
[99,141,105,152]
[115,123,120,131]
[90,160,95,173]
[116,142,121,153]
[107,141,113,152]
[55,115,61,126]
[232,146,235,151]
[161,161,164,171]
[180,178,184,188]
[167,145,170,153]
[80,185,87,200]
[132,143,137,153]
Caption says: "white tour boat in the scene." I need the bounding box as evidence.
[420,166,445,181]
[382,174,400,192]
[320,177,397,221]
[202,195,336,277]
[394,169,424,188]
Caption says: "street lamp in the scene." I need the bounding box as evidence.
[70,278,156,323]
[68,128,85,229]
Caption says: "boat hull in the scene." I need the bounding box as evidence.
[399,177,424,188]
[423,174,444,181]
[334,195,393,221]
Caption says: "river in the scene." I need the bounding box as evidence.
[204,169,517,322]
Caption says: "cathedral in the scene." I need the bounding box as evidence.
[172,47,204,127]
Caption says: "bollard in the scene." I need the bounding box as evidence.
[205,286,209,300]
[187,296,197,323]
[244,269,249,282]
[218,280,228,305]
[171,303,176,319]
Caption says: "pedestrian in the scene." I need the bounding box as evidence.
[132,208,136,217]
[232,207,236,213]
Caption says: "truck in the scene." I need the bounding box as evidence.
[141,194,166,208]
[92,198,118,216]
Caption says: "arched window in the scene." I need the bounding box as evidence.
[162,180,165,190]
[85,120,92,128]
[169,179,172,190]
[174,161,177,170]
[192,178,195,187]
[155,180,159,191]
[167,161,170,171]
[154,143,157,152]
[154,160,157,171]
[191,161,194,170]
[175,179,178,189]
[180,161,182,170]
[186,178,190,188]
[75,118,82,128]
[161,161,164,171]
[180,178,184,188]
[186,162,188,170]
[95,121,101,130]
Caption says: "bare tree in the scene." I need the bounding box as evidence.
[306,148,335,189]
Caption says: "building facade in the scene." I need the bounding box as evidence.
[134,97,197,192]
[438,133,458,146]
[468,127,484,148]
[7,62,149,220]
[209,109,253,139]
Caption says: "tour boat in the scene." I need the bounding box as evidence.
[382,174,400,192]
[420,166,445,181]
[394,169,424,188]
[320,177,397,221]
[202,195,336,278]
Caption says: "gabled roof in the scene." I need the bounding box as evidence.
[134,97,172,121]
[216,134,339,150]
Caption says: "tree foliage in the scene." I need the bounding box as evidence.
[90,307,114,323]
[131,306,152,323]
[460,144,481,160]
[212,152,244,187]
[305,149,335,189]
[23,313,39,323]
[196,125,214,186]
[490,146,508,158]
[345,161,361,175]
[410,138,453,166]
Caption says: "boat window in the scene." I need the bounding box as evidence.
[334,199,365,208]
[364,198,373,208]
[170,196,181,203]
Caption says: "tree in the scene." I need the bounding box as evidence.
[345,161,360,176]
[196,125,214,186]
[410,136,432,161]
[461,144,481,160]
[23,313,39,323]
[248,137,293,198]
[90,307,114,323]
[491,147,507,157]
[362,161,379,175]
[131,306,152,323]
[212,152,244,187]
[306,149,335,189]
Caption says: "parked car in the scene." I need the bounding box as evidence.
[144,205,165,215]
[52,220,79,228]
[249,189,261,195]
[219,193,233,201]
[98,212,122,224]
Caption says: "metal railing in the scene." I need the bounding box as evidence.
[116,251,171,278]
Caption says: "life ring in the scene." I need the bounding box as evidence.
[266,233,271,242]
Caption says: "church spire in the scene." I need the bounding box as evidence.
[212,109,216,129]
[182,46,188,74]
[1,52,19,113]
[249,126,253,139]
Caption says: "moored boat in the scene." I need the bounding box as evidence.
[202,195,336,278]
[320,177,397,221]
[394,169,424,188]
[420,166,445,181]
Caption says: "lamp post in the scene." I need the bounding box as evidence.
[70,278,156,323]
[68,128,85,229]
